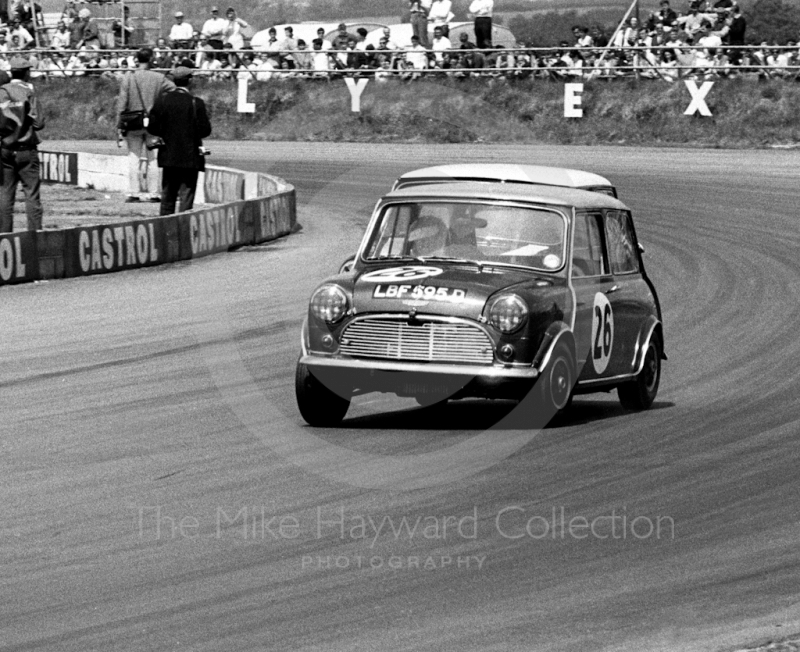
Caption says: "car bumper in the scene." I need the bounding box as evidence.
[299,354,540,398]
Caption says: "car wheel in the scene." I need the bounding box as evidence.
[536,341,575,425]
[295,358,351,427]
[618,333,661,410]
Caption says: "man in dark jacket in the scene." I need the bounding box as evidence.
[0,57,45,233]
[147,67,211,216]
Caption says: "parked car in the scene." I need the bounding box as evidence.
[391,163,618,198]
[297,181,664,427]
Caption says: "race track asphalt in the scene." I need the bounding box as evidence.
[2,141,799,652]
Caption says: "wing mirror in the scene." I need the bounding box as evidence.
[638,243,645,255]
[339,256,356,274]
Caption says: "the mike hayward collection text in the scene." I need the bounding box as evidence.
[135,505,675,543]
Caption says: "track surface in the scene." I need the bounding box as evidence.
[2,142,799,652]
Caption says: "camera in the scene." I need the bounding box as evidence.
[146,136,164,151]
[199,146,211,157]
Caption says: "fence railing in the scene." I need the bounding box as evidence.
[16,45,800,80]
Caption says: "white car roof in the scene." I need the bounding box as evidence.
[395,164,614,192]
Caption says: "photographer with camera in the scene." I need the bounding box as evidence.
[146,67,211,216]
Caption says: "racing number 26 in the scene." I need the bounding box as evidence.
[591,292,614,374]
[593,304,612,361]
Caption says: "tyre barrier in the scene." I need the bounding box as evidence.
[0,149,296,287]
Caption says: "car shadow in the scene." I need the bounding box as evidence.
[339,398,676,431]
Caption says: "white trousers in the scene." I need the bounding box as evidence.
[125,129,160,197]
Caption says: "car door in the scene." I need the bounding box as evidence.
[602,209,654,377]
[570,211,620,382]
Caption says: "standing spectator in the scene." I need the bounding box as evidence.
[50,20,70,49]
[469,0,493,49]
[409,1,429,48]
[0,32,8,53]
[67,11,83,49]
[727,4,745,62]
[0,57,44,233]
[75,8,100,50]
[116,48,174,203]
[201,7,227,50]
[429,0,453,38]
[15,1,43,35]
[111,6,133,48]
[169,12,194,50]
[147,67,211,216]
[224,8,248,51]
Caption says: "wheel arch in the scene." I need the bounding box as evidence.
[533,322,576,374]
[631,318,665,376]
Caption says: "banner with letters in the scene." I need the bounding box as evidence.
[177,201,254,259]
[39,150,79,185]
[253,191,296,242]
[65,218,168,277]
[204,166,246,204]
[0,231,37,286]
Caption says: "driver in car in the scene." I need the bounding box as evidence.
[408,215,448,257]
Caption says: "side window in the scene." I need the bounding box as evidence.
[605,210,640,275]
[572,213,607,277]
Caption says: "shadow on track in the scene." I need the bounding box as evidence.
[332,399,676,431]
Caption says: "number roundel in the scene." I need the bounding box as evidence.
[591,292,614,374]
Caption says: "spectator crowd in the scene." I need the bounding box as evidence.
[0,0,797,82]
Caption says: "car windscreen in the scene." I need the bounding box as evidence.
[362,201,567,272]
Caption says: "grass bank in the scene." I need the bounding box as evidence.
[40,75,800,148]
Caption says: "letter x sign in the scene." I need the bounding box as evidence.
[684,80,713,117]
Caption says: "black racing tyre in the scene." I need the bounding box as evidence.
[527,341,575,427]
[618,333,662,410]
[542,342,575,412]
[295,358,351,427]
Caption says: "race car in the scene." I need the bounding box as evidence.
[296,180,664,427]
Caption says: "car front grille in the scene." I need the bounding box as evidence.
[339,317,494,365]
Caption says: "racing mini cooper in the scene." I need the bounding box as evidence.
[296,181,664,427]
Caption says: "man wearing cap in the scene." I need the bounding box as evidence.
[116,47,175,203]
[75,7,101,50]
[146,67,212,216]
[0,57,45,233]
[169,11,194,50]
[202,7,227,50]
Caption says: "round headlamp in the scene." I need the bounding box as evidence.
[310,285,349,323]
[488,294,528,333]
